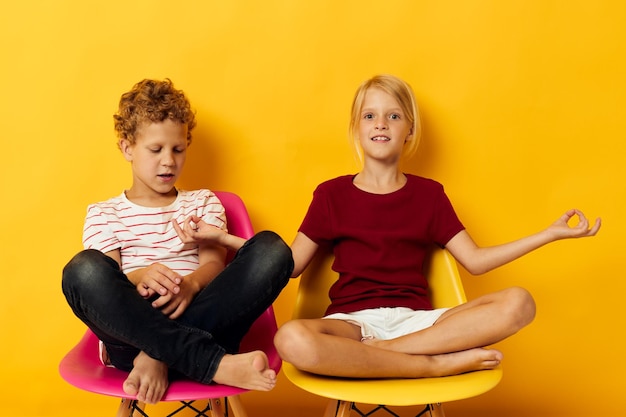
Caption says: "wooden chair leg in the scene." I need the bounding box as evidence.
[209,398,226,417]
[323,400,352,417]
[115,399,145,417]
[426,403,445,417]
[226,395,248,417]
[323,400,339,417]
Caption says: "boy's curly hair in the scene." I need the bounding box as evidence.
[114,79,196,147]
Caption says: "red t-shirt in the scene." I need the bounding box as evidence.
[299,174,464,315]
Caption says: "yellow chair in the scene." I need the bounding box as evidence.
[282,247,503,417]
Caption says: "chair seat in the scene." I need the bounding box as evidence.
[60,329,282,401]
[282,363,502,406]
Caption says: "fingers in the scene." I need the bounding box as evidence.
[589,217,602,235]
[151,292,189,319]
[171,218,186,240]
[144,264,182,296]
[568,209,601,237]
[171,217,204,244]
[151,292,172,310]
[572,209,590,231]
[171,218,196,243]
[136,283,154,298]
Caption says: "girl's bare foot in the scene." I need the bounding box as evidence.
[361,337,384,348]
[213,350,276,391]
[427,348,503,377]
[123,351,169,404]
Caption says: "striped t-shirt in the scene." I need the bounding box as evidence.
[82,189,226,275]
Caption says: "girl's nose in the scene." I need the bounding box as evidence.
[375,120,388,130]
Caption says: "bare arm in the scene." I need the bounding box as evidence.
[445,209,601,275]
[172,215,246,252]
[290,232,320,278]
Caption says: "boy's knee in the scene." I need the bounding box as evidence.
[250,231,294,274]
[255,231,290,255]
[62,249,116,292]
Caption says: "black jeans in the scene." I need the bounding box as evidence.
[62,230,293,384]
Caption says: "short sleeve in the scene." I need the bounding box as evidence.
[298,185,333,245]
[82,204,121,253]
[197,190,227,232]
[429,186,464,247]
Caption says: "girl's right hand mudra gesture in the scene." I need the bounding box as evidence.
[548,209,601,240]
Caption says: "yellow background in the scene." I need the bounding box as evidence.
[1,1,624,416]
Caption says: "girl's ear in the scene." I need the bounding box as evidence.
[405,128,413,143]
[119,139,133,162]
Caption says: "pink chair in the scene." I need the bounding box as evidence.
[59,191,281,417]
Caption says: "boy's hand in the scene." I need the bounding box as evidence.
[172,216,226,245]
[150,278,199,319]
[548,209,601,240]
[131,263,182,299]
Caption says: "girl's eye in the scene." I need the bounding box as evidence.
[390,114,400,120]
[150,148,161,153]
[363,113,374,119]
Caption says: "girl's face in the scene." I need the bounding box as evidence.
[120,119,188,206]
[358,87,413,164]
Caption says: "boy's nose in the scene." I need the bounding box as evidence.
[162,153,175,166]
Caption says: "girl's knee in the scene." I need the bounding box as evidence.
[274,320,299,355]
[503,286,536,328]
[274,320,316,364]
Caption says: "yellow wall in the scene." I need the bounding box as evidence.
[1,1,624,416]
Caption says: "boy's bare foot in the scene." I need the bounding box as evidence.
[427,348,503,377]
[213,350,276,391]
[123,351,169,404]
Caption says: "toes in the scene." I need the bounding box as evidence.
[123,377,139,396]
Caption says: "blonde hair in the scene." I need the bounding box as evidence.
[348,74,421,163]
[113,79,196,148]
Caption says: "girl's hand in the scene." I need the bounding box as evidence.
[548,209,601,240]
[172,216,226,245]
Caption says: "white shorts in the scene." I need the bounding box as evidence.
[323,307,449,341]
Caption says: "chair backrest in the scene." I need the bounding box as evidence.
[213,191,254,261]
[292,246,466,320]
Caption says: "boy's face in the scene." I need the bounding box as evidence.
[120,119,188,205]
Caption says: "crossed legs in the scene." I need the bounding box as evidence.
[62,231,293,403]
[274,286,535,378]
